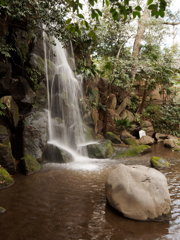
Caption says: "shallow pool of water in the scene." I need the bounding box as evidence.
[1,143,180,240]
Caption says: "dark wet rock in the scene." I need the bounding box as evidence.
[87,140,114,158]
[42,143,73,163]
[20,154,42,175]
[0,143,16,174]
[97,77,108,92]
[141,121,154,137]
[1,96,19,128]
[35,82,47,108]
[113,145,151,158]
[105,164,171,220]
[106,94,117,110]
[23,111,48,160]
[0,207,6,214]
[0,125,9,145]
[0,165,14,189]
[11,28,29,60]
[87,86,99,107]
[138,136,155,145]
[164,139,175,148]
[150,156,170,169]
[104,132,122,144]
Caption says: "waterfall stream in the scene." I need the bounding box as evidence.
[43,37,88,159]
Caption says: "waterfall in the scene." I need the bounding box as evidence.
[43,36,88,158]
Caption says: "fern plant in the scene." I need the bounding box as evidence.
[114,117,134,131]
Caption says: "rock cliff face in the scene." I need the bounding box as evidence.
[0,21,49,175]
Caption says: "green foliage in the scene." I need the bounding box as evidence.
[143,103,180,136]
[26,67,41,91]
[0,43,16,58]
[97,102,106,111]
[0,99,6,116]
[114,116,134,131]
[128,96,139,113]
[76,61,100,77]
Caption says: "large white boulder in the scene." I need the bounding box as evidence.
[105,164,171,221]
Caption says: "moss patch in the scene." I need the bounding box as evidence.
[113,145,151,158]
[0,166,14,189]
[104,132,122,144]
[21,154,41,176]
[150,156,170,169]
[87,140,115,158]
[125,138,138,146]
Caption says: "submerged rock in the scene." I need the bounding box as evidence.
[42,143,73,163]
[87,140,114,158]
[20,154,42,176]
[113,145,151,158]
[0,165,14,189]
[105,164,171,221]
[104,132,122,144]
[150,156,170,169]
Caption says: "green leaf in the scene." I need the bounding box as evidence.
[95,9,102,16]
[113,12,118,20]
[91,9,96,19]
[66,24,73,29]
[0,0,5,6]
[66,18,71,24]
[89,30,94,37]
[106,0,109,7]
[124,0,129,5]
[85,21,89,29]
[147,0,153,4]
[159,10,165,17]
[148,4,157,10]
[78,14,84,19]
[135,6,142,11]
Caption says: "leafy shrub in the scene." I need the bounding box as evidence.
[114,117,134,131]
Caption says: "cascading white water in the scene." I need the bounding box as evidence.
[43,36,88,158]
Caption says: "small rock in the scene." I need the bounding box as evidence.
[164,139,175,148]
[150,156,170,169]
[138,136,154,145]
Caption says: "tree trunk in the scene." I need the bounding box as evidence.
[137,80,148,114]
[131,8,149,79]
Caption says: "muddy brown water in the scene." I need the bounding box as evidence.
[1,143,180,240]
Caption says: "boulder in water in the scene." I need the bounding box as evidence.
[20,154,42,176]
[138,136,154,145]
[42,143,73,163]
[113,145,151,158]
[0,165,14,189]
[87,140,114,158]
[105,164,171,221]
[150,156,170,169]
[163,139,175,148]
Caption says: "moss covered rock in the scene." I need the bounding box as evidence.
[113,145,151,158]
[173,146,180,151]
[20,154,42,176]
[104,132,122,144]
[125,138,138,146]
[0,143,16,174]
[87,140,114,158]
[0,165,14,189]
[150,156,170,169]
